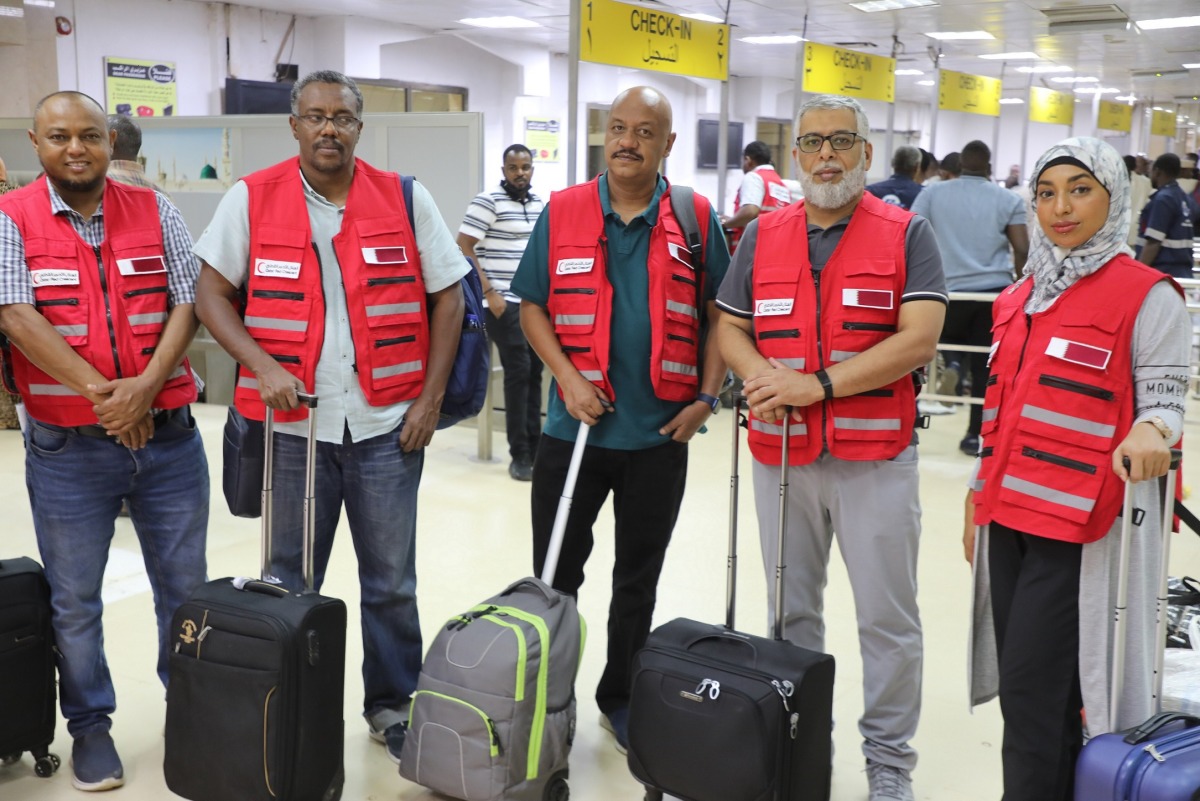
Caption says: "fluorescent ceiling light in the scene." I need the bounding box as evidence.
[1074,87,1120,94]
[916,80,936,86]
[895,69,925,76]
[740,35,805,44]
[1016,64,1073,73]
[682,13,724,23]
[850,0,937,11]
[999,98,1025,104]
[1136,16,1200,30]
[458,16,539,28]
[0,6,23,15]
[1185,63,1200,69]
[927,30,994,40]
[24,0,54,6]
[979,51,1040,60]
[1051,76,1098,83]
[1152,106,1165,111]
[1115,95,1137,101]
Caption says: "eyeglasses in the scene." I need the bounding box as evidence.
[294,114,360,131]
[795,132,865,153]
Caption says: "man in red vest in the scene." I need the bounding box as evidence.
[511,86,730,753]
[0,91,208,791]
[193,70,468,764]
[721,139,790,252]
[716,94,946,801]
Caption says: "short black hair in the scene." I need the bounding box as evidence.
[107,115,142,161]
[1123,155,1137,173]
[290,70,363,117]
[919,148,936,174]
[961,140,991,172]
[940,152,962,177]
[1153,152,1181,180]
[503,144,532,161]
[743,140,772,166]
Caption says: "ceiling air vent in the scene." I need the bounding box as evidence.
[1041,4,1132,35]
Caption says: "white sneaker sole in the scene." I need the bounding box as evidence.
[70,765,124,792]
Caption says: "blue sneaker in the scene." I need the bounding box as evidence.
[599,708,629,755]
[71,731,124,791]
[368,721,407,765]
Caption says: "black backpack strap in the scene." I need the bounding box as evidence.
[668,184,704,270]
[1175,498,1200,538]
[400,174,416,230]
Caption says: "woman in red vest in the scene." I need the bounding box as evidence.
[965,137,1189,801]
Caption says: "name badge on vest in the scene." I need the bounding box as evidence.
[31,269,79,287]
[842,289,893,310]
[254,258,302,279]
[116,255,167,276]
[1046,337,1111,370]
[556,258,593,275]
[667,242,695,269]
[755,298,794,316]
[768,183,792,205]
[362,247,407,265]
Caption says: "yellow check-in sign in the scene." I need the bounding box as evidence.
[1151,109,1177,137]
[1028,86,1074,126]
[939,70,1001,117]
[579,0,730,81]
[802,42,895,103]
[1096,101,1133,133]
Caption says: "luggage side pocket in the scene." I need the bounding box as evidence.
[164,653,282,801]
[400,687,509,801]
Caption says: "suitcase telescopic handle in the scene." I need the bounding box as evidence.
[262,392,320,592]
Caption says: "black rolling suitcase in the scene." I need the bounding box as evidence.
[0,556,60,779]
[164,395,347,801]
[628,400,835,801]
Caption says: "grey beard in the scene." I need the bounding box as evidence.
[799,161,867,210]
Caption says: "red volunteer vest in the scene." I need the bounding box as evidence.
[749,192,914,466]
[0,177,195,426]
[238,158,427,423]
[973,256,1176,544]
[546,177,710,403]
[730,166,790,250]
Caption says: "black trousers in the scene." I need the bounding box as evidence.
[941,295,1004,436]
[488,300,544,462]
[989,522,1084,801]
[531,435,688,714]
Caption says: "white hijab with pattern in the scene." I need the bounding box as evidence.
[1022,136,1133,312]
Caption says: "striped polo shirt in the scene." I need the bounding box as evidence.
[458,184,543,302]
[1137,181,1196,278]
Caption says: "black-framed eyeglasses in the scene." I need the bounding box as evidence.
[795,132,865,153]
[294,113,360,131]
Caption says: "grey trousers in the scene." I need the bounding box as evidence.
[752,446,923,771]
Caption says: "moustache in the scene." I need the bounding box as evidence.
[613,150,642,161]
[315,138,343,151]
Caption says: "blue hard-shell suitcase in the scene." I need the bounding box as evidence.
[1073,712,1200,800]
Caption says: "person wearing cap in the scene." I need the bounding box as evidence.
[965,137,1188,800]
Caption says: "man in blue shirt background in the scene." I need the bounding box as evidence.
[866,145,924,210]
[1137,153,1197,279]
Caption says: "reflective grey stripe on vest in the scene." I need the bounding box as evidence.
[829,350,859,363]
[776,357,806,370]
[367,302,421,318]
[1001,474,1095,514]
[555,314,594,326]
[245,315,307,333]
[128,312,167,327]
[373,360,422,380]
[666,300,698,319]
[663,360,698,377]
[833,417,901,431]
[750,418,807,436]
[54,324,87,337]
[27,383,80,396]
[982,407,998,423]
[237,376,258,390]
[1020,404,1116,439]
[580,370,603,382]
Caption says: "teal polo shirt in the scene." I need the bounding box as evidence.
[511,173,730,451]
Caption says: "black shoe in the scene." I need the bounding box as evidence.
[508,458,533,481]
[959,434,980,456]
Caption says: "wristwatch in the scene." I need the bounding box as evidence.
[1147,415,1172,440]
[696,393,720,414]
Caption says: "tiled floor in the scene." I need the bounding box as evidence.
[3,400,1199,800]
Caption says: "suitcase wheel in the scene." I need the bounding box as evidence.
[1,752,20,766]
[642,790,663,801]
[34,753,60,778]
[542,773,569,801]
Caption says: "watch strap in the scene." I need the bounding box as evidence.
[697,393,720,413]
[815,369,834,401]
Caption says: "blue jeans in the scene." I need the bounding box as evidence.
[268,423,423,732]
[25,408,209,738]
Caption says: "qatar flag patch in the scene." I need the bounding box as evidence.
[116,256,166,276]
[1046,337,1111,370]
[667,242,695,268]
[842,288,893,310]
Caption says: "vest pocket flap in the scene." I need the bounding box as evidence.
[244,295,313,342]
[35,295,88,345]
[843,258,898,278]
[1060,305,1123,334]
[107,227,162,254]
[355,216,407,239]
[755,261,798,286]
[998,437,1106,525]
[24,237,76,259]
[551,291,598,332]
[255,225,309,249]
